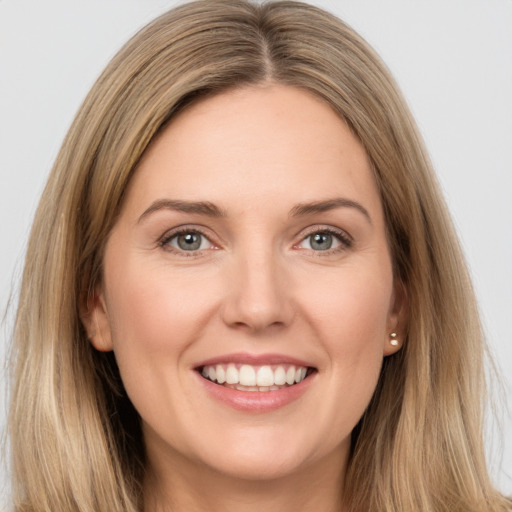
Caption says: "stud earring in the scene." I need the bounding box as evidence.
[87,332,96,341]
[390,332,399,346]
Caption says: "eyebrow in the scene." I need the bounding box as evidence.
[138,197,371,224]
[289,198,372,223]
[138,199,226,223]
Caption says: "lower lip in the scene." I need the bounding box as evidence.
[196,372,315,413]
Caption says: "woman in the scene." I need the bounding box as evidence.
[7,1,511,511]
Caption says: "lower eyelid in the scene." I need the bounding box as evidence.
[158,226,352,254]
[296,228,352,249]
[160,229,215,252]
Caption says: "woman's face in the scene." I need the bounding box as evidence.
[88,85,403,482]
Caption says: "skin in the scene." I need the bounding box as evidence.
[85,84,406,512]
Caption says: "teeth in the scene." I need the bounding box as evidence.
[239,365,256,386]
[216,365,226,384]
[274,366,286,385]
[256,366,274,386]
[285,367,295,385]
[235,385,258,392]
[226,364,238,384]
[200,363,310,390]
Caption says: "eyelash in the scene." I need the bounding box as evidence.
[297,226,353,255]
[158,225,353,256]
[159,227,216,257]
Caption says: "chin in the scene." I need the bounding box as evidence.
[203,450,313,482]
[187,427,346,483]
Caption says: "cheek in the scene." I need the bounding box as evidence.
[106,261,210,353]
[102,259,221,442]
[304,261,393,349]
[299,261,392,419]
[102,256,218,407]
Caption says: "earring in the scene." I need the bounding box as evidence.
[87,332,96,341]
[390,332,399,346]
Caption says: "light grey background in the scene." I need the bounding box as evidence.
[1,0,511,502]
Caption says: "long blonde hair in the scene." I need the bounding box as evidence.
[8,1,511,510]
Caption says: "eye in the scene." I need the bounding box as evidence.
[300,232,339,251]
[162,229,214,252]
[297,228,352,252]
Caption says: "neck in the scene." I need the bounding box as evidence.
[143,446,347,512]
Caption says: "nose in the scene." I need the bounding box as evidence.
[220,247,295,333]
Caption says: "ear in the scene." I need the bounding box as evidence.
[79,284,114,352]
[383,279,408,356]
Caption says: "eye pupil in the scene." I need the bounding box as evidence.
[310,233,332,250]
[177,233,201,251]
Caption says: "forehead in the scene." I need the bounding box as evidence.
[123,84,382,220]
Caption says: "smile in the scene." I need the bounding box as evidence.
[195,354,317,411]
[200,363,311,391]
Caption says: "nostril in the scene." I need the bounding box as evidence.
[220,273,295,332]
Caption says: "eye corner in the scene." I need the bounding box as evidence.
[158,226,220,256]
[294,225,353,254]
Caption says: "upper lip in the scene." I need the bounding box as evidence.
[194,352,314,369]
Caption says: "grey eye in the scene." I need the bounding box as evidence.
[309,232,334,251]
[297,231,344,251]
[177,233,202,250]
[167,231,211,251]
